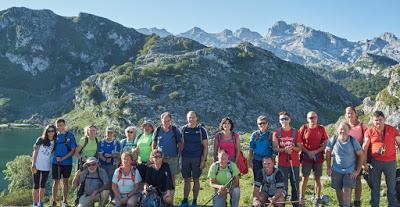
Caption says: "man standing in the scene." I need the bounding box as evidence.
[72,157,110,207]
[363,111,400,207]
[152,112,182,187]
[52,119,77,207]
[180,111,208,207]
[273,112,302,207]
[299,111,328,205]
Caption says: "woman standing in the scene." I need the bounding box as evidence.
[120,126,137,153]
[31,125,56,207]
[75,125,99,170]
[345,106,367,207]
[213,117,240,163]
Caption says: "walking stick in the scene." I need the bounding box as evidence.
[288,156,298,193]
[202,176,235,207]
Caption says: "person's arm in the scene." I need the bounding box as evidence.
[234,133,241,164]
[271,188,284,203]
[325,148,332,176]
[213,133,219,162]
[31,144,39,173]
[351,150,364,179]
[293,131,302,152]
[112,183,120,198]
[209,178,225,191]
[72,170,81,189]
[395,135,400,147]
[362,131,371,171]
[252,185,262,206]
[75,145,83,159]
[152,128,158,150]
[249,133,255,168]
[272,131,284,153]
[314,128,328,154]
[200,138,208,169]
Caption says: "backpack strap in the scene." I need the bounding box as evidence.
[117,166,135,181]
[215,161,233,177]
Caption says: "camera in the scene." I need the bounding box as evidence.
[377,146,386,155]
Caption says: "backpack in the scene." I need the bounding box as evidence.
[300,124,326,163]
[121,137,135,151]
[216,132,248,174]
[330,136,358,155]
[80,137,99,156]
[117,166,136,182]
[181,124,206,151]
[54,131,72,152]
[76,168,104,205]
[215,161,233,176]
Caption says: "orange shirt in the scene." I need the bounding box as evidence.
[365,124,399,162]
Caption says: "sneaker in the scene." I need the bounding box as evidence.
[38,202,44,207]
[32,202,37,207]
[180,201,189,207]
[312,197,322,206]
[191,201,198,207]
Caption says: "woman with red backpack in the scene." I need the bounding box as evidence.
[213,117,241,163]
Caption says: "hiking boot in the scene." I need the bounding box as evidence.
[180,200,189,207]
[191,201,198,207]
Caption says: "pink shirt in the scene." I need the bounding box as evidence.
[348,122,367,143]
[214,132,239,162]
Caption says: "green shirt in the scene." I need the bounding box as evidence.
[207,162,239,186]
[78,137,98,157]
[134,133,153,163]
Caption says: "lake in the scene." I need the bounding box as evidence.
[0,127,41,190]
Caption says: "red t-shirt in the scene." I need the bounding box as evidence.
[298,124,328,163]
[273,128,302,167]
[365,124,399,162]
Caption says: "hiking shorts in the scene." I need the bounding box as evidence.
[164,156,180,175]
[301,162,322,177]
[33,170,49,189]
[181,157,202,179]
[52,164,72,179]
[331,171,356,189]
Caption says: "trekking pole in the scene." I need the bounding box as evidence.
[267,200,304,206]
[202,176,235,207]
[288,156,298,193]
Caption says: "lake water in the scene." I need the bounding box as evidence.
[0,127,41,190]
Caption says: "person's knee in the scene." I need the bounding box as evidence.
[127,196,138,207]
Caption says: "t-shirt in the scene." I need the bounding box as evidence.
[52,131,77,165]
[34,137,55,171]
[214,132,239,162]
[78,137,98,158]
[134,133,153,163]
[365,124,399,162]
[98,138,121,165]
[80,167,109,195]
[112,167,142,194]
[254,168,285,196]
[249,130,274,161]
[326,136,362,174]
[145,162,174,192]
[348,123,367,143]
[153,126,182,157]
[298,124,328,163]
[207,162,239,186]
[182,125,208,158]
[273,128,301,167]
[120,138,135,153]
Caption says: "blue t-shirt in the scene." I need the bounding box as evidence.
[98,138,121,165]
[249,130,274,161]
[153,126,182,157]
[52,131,77,165]
[182,125,208,158]
[326,136,361,174]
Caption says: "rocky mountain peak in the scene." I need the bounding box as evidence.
[234,28,262,40]
[220,29,233,36]
[379,32,398,43]
[136,27,173,38]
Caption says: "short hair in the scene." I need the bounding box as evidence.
[55,118,66,124]
[187,111,197,116]
[262,156,274,163]
[279,111,290,117]
[336,121,351,130]
[151,149,163,158]
[84,125,97,137]
[124,126,136,134]
[372,111,385,118]
[219,117,234,131]
[345,106,357,113]
[257,115,268,123]
[307,111,317,116]
[160,112,172,120]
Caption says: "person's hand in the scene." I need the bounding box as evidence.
[269,196,277,204]
[308,151,315,159]
[56,157,63,162]
[90,190,98,200]
[121,197,129,204]
[133,147,140,154]
[327,166,332,177]
[253,198,261,207]
[218,185,227,193]
[351,169,360,179]
[200,160,205,170]
[31,166,37,174]
[362,163,370,173]
[285,146,293,154]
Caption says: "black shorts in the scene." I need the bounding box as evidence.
[181,157,202,179]
[33,170,50,189]
[52,164,72,179]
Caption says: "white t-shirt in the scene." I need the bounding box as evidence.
[112,167,142,194]
[34,137,55,171]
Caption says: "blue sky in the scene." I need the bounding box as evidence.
[0,0,399,41]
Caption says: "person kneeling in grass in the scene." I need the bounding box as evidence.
[253,156,285,207]
[208,149,240,207]
[326,122,363,207]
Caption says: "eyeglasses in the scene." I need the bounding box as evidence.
[127,131,135,134]
[86,163,96,167]
[280,117,289,121]
[308,116,317,120]
[258,122,267,126]
[47,130,55,133]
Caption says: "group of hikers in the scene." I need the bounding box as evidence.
[30,108,400,207]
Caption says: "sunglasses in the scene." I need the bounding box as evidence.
[308,116,317,120]
[47,130,55,133]
[86,163,96,167]
[258,122,267,126]
[280,117,289,121]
